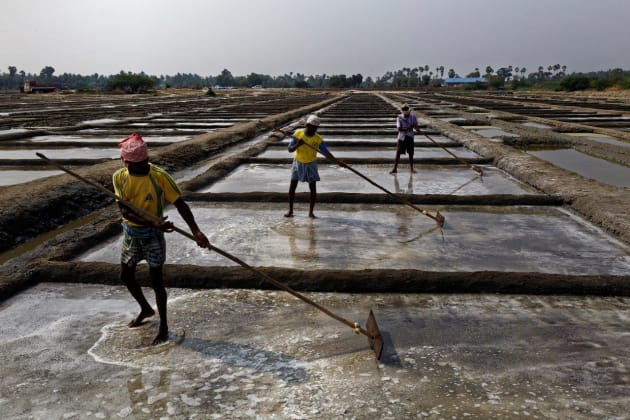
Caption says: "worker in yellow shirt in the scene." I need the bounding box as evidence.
[113,133,210,345]
[284,115,342,218]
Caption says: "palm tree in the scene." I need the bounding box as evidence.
[439,65,445,78]
[468,68,480,78]
[485,66,494,75]
[551,64,560,78]
[410,67,418,86]
[521,67,526,79]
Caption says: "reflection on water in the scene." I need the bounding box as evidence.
[528,148,630,187]
[0,148,120,160]
[447,173,484,195]
[204,164,535,195]
[287,220,318,263]
[473,128,519,138]
[393,173,414,194]
[522,122,551,129]
[0,170,62,186]
[126,370,170,417]
[79,205,630,274]
[563,133,630,148]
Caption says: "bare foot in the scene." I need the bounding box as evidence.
[308,214,317,219]
[152,329,169,345]
[389,169,397,174]
[410,169,417,173]
[128,308,155,328]
[284,212,294,218]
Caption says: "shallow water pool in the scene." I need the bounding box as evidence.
[528,148,630,187]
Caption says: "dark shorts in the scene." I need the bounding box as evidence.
[397,136,414,156]
[121,223,166,268]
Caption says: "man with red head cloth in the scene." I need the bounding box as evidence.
[113,133,210,345]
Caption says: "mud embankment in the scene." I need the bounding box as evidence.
[30,261,630,296]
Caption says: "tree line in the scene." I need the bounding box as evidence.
[0,64,628,92]
[0,66,367,92]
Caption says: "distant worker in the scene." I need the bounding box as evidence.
[285,114,343,218]
[113,133,210,345]
[390,104,420,174]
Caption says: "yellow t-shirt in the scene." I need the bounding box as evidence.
[292,129,323,163]
[112,164,181,226]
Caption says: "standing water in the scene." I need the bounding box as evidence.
[528,148,630,187]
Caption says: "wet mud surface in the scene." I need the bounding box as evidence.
[0,90,629,418]
[1,91,629,295]
[77,203,630,275]
[1,283,629,419]
[203,164,533,195]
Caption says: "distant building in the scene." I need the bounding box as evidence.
[443,77,487,86]
[23,80,61,93]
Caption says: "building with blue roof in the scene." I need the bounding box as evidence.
[443,77,488,86]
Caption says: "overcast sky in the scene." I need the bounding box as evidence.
[2,0,629,78]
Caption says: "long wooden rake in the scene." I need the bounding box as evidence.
[423,132,484,176]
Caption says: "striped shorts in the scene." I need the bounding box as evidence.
[290,160,320,183]
[121,223,166,268]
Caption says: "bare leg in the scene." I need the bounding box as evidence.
[409,154,416,173]
[149,266,168,345]
[285,180,298,217]
[390,153,400,174]
[121,263,155,327]
[308,182,317,218]
[390,142,402,173]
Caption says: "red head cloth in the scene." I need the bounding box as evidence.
[118,133,148,162]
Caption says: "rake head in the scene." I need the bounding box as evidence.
[472,165,484,176]
[434,211,445,228]
[366,309,384,360]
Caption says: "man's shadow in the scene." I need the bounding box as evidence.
[181,338,309,383]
